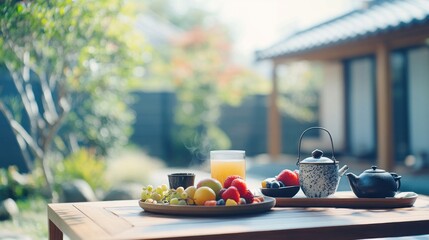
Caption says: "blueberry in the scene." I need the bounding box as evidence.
[217,199,225,205]
[266,181,272,188]
[278,181,285,187]
[271,181,280,188]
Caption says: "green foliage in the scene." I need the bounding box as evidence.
[54,149,107,190]
[277,62,322,122]
[0,166,42,200]
[0,0,150,195]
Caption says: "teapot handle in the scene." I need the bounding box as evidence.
[296,127,336,166]
[391,173,402,191]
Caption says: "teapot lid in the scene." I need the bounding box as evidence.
[364,166,386,173]
[301,149,335,164]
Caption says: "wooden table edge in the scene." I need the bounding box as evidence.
[48,203,112,240]
[47,195,429,240]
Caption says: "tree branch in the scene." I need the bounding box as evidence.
[3,50,40,137]
[41,82,70,153]
[0,102,43,159]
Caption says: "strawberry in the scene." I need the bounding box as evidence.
[223,175,242,188]
[221,186,240,203]
[276,169,300,186]
[231,178,247,196]
[241,189,254,204]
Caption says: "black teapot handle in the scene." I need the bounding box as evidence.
[391,173,402,191]
[296,127,336,166]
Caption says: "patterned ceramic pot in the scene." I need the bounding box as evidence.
[299,159,343,198]
[296,127,349,198]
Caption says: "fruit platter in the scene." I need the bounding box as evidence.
[139,175,276,216]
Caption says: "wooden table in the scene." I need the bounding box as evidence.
[48,192,429,240]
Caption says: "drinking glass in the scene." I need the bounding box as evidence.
[210,150,246,185]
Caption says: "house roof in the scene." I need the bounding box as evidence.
[256,0,429,61]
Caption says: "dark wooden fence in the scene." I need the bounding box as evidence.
[129,91,317,165]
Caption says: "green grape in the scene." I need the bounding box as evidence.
[172,192,180,200]
[176,187,185,194]
[146,185,153,192]
[161,184,168,191]
[145,198,154,203]
[156,186,164,195]
[141,190,150,200]
[180,192,188,199]
[170,198,179,205]
[178,200,187,205]
[151,193,162,202]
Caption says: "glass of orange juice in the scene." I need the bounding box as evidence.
[210,150,246,186]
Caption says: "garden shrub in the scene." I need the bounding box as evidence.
[54,149,108,191]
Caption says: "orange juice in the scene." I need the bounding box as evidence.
[210,159,246,185]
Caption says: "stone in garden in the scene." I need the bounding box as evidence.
[103,183,141,201]
[60,179,97,202]
[0,198,19,221]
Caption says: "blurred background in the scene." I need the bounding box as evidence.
[1,0,429,238]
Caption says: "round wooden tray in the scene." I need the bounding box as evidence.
[139,197,276,216]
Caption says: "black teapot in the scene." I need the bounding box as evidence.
[346,166,401,198]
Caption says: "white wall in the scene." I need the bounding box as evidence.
[349,57,376,156]
[408,47,429,155]
[320,61,345,151]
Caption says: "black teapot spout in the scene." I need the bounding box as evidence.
[346,173,364,197]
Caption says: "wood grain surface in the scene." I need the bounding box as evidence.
[48,192,429,240]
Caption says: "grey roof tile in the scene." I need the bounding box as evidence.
[256,0,429,60]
